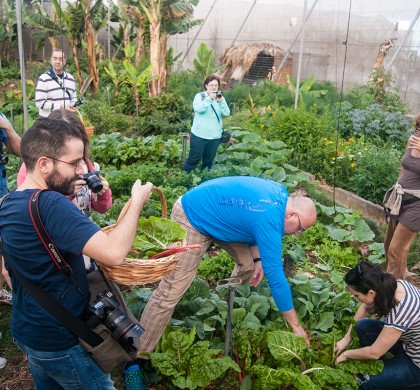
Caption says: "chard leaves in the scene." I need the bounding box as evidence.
[133,216,187,254]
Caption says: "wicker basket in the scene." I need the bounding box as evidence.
[99,187,184,286]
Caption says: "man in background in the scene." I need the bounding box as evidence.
[35,49,78,117]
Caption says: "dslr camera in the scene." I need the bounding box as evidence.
[215,91,223,99]
[73,97,85,107]
[82,171,103,193]
[86,291,143,352]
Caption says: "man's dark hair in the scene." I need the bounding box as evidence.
[203,74,220,89]
[21,117,82,171]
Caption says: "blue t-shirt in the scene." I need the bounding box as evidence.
[0,112,10,196]
[0,190,100,351]
[182,176,294,312]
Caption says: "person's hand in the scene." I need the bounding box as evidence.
[97,175,110,196]
[209,91,217,100]
[0,116,11,131]
[334,336,351,356]
[131,180,153,207]
[409,135,420,150]
[60,103,77,112]
[249,261,264,287]
[335,350,349,365]
[292,324,311,348]
[73,178,85,195]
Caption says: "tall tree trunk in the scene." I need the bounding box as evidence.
[84,0,99,92]
[71,44,83,88]
[159,34,167,88]
[135,26,144,67]
[149,21,161,97]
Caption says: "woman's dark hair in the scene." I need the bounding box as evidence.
[344,260,398,318]
[203,74,220,89]
[49,109,90,161]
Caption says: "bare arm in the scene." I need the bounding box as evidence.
[336,326,402,363]
[82,180,153,266]
[282,308,311,348]
[334,303,371,355]
[0,116,21,157]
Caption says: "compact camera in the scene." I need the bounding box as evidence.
[0,155,9,165]
[86,290,144,352]
[82,171,103,193]
[215,91,223,99]
[73,97,85,107]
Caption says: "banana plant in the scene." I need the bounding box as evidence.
[121,62,157,116]
[287,74,328,100]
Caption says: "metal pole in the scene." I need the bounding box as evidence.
[107,0,111,59]
[273,0,318,80]
[294,0,307,109]
[224,285,236,356]
[231,0,258,46]
[15,0,29,130]
[177,0,219,71]
[386,7,420,71]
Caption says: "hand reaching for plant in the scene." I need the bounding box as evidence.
[334,335,351,356]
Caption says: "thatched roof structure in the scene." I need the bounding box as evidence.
[219,43,291,86]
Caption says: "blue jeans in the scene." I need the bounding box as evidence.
[14,340,116,389]
[182,133,221,172]
[355,319,420,390]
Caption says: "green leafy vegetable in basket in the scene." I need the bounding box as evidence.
[133,216,187,257]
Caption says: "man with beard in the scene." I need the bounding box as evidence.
[35,49,78,117]
[0,117,153,389]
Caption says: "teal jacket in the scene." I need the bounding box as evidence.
[191,91,230,140]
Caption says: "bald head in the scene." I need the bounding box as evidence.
[284,196,317,235]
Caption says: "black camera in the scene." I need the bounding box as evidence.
[215,91,223,99]
[0,155,9,165]
[87,291,144,352]
[73,97,85,107]
[82,171,103,193]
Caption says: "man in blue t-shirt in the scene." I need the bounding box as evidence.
[0,117,153,388]
[138,176,317,358]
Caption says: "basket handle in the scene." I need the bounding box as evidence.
[76,109,85,126]
[116,186,167,224]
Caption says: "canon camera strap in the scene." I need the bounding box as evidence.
[0,190,103,347]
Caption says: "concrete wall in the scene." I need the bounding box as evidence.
[168,0,420,114]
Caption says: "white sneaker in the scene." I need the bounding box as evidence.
[0,289,12,305]
[0,356,6,369]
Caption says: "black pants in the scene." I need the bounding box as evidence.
[182,133,221,173]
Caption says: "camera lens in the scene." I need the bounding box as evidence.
[104,308,142,341]
[83,172,103,193]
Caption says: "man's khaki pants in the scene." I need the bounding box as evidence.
[138,201,254,354]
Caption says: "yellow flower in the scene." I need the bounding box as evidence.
[267,105,271,110]
[328,141,333,144]
[332,157,336,161]
[349,137,355,142]
[261,124,264,128]
[351,163,355,168]
[361,142,364,145]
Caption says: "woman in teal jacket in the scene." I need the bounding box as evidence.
[183,75,230,172]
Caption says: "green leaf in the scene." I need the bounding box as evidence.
[267,331,307,365]
[133,217,187,254]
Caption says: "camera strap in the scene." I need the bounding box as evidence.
[0,191,104,347]
[48,68,72,101]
